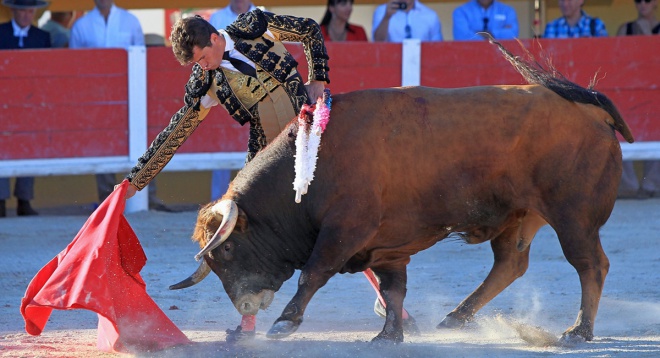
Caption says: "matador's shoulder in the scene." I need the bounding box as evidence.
[226,8,268,40]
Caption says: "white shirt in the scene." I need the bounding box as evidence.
[69,4,144,49]
[209,4,257,30]
[372,0,443,42]
[11,19,30,47]
[200,28,275,109]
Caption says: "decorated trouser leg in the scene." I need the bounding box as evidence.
[363,269,420,335]
[226,314,256,343]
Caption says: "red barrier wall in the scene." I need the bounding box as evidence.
[0,48,129,160]
[1,37,658,161]
[420,37,659,142]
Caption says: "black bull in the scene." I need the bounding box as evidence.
[171,40,634,343]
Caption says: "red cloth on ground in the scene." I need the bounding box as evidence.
[20,180,191,353]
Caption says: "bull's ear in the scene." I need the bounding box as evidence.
[234,207,249,233]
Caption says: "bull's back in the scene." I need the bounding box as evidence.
[316,85,621,228]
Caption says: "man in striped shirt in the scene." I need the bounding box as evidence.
[543,0,607,38]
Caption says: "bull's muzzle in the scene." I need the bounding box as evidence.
[235,290,275,315]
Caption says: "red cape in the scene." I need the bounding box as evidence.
[20,180,191,353]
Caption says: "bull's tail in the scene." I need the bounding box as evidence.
[483,34,634,144]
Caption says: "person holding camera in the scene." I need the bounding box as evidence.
[372,0,443,42]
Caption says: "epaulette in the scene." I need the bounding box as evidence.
[226,8,268,40]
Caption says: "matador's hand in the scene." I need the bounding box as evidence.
[114,182,138,199]
[305,81,326,104]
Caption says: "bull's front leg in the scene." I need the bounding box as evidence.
[266,213,379,339]
[266,264,335,339]
[371,267,408,343]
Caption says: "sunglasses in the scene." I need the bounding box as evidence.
[634,0,652,3]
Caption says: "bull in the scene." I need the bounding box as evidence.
[171,39,634,343]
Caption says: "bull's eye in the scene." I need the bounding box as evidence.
[222,242,233,261]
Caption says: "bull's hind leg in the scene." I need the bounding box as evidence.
[556,227,609,342]
[371,267,408,343]
[438,225,532,329]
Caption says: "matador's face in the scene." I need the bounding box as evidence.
[192,33,226,71]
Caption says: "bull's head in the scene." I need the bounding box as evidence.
[169,199,289,316]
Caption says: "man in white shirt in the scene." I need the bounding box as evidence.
[69,0,143,49]
[372,0,443,42]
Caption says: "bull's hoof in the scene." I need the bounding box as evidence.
[403,315,421,336]
[374,299,420,335]
[561,324,593,343]
[266,320,299,339]
[559,326,591,346]
[436,315,466,329]
[371,331,403,344]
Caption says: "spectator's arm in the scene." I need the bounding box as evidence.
[69,23,82,48]
[595,19,608,37]
[132,15,145,46]
[452,8,473,41]
[431,16,443,41]
[490,6,519,39]
[542,22,555,38]
[372,3,395,42]
[616,23,627,36]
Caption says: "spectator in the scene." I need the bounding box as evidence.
[452,0,519,40]
[208,0,258,202]
[320,0,368,42]
[209,0,256,30]
[617,0,659,35]
[40,11,73,47]
[372,0,442,42]
[0,0,50,217]
[68,0,173,210]
[616,0,659,198]
[543,0,607,38]
[69,0,143,48]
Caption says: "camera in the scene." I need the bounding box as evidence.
[394,1,407,10]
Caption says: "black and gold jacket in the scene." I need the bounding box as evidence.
[126,9,330,190]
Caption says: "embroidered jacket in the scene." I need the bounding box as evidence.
[127,10,330,190]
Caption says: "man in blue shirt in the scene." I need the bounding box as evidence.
[544,0,607,38]
[453,0,519,40]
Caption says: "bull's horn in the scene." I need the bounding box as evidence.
[194,200,238,261]
[169,260,211,290]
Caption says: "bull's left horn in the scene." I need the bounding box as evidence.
[169,260,211,290]
[194,200,238,261]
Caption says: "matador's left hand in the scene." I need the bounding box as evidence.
[305,81,326,103]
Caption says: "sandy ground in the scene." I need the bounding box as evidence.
[1,198,659,357]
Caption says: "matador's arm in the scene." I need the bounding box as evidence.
[125,64,215,190]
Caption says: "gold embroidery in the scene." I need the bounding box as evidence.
[128,99,206,190]
[222,68,267,111]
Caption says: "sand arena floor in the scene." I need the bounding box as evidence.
[1,198,659,357]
